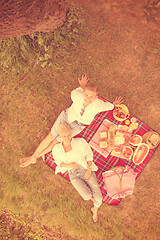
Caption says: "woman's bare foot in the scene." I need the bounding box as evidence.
[91,206,98,223]
[20,156,36,168]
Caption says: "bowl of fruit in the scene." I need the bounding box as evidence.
[113,104,129,122]
[122,146,133,160]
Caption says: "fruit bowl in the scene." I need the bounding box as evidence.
[122,146,133,160]
[132,143,149,165]
[129,135,142,146]
[113,104,129,122]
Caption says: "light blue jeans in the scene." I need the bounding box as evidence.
[51,109,84,141]
[68,166,102,208]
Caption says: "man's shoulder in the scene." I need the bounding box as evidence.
[71,87,83,102]
[73,137,87,144]
[52,142,62,152]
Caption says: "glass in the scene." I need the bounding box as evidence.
[80,107,85,116]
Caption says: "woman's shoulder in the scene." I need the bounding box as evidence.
[72,137,87,145]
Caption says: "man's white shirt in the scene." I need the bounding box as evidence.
[67,87,114,125]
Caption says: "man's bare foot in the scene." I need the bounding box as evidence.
[91,206,98,223]
[20,156,36,168]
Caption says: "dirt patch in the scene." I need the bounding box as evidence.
[0,0,66,38]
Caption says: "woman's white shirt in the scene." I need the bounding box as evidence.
[52,138,98,174]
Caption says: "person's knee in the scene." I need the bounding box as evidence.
[71,179,92,200]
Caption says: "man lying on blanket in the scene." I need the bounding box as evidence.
[20,74,123,167]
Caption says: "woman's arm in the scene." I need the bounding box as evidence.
[84,161,92,180]
[60,162,79,169]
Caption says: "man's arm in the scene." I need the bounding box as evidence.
[113,96,124,106]
[20,131,56,167]
[78,74,89,90]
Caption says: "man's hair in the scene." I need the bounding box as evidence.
[84,82,98,94]
[58,122,71,135]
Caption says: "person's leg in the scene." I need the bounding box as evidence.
[85,172,103,222]
[85,172,102,208]
[20,131,55,167]
[37,138,59,158]
[51,109,85,139]
[20,110,68,168]
[69,122,84,137]
[51,110,69,141]
[69,168,92,201]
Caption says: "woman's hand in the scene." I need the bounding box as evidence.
[84,168,92,180]
[20,156,37,168]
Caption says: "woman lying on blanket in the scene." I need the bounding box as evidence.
[20,74,123,168]
[53,122,103,223]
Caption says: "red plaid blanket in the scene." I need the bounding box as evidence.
[44,100,159,205]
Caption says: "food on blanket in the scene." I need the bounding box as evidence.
[99,131,108,148]
[129,123,138,130]
[128,128,133,133]
[115,136,125,145]
[112,146,122,156]
[100,140,108,148]
[142,131,160,149]
[100,131,107,139]
[123,135,130,143]
[125,119,130,125]
[122,146,133,160]
[113,104,129,122]
[132,143,149,165]
[131,117,137,123]
[115,147,121,152]
[122,125,128,131]
[108,124,116,134]
[129,135,142,146]
[111,150,119,156]
[108,125,116,150]
[116,132,123,137]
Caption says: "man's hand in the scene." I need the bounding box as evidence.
[113,96,124,106]
[84,168,92,180]
[78,74,89,89]
[20,156,37,168]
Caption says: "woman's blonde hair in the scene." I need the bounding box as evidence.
[58,122,71,135]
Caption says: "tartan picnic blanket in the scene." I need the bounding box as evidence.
[44,100,159,205]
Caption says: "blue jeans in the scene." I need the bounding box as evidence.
[51,109,84,141]
[69,166,102,208]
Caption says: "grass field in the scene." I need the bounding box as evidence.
[0,1,160,239]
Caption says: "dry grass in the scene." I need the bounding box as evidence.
[0,0,160,239]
